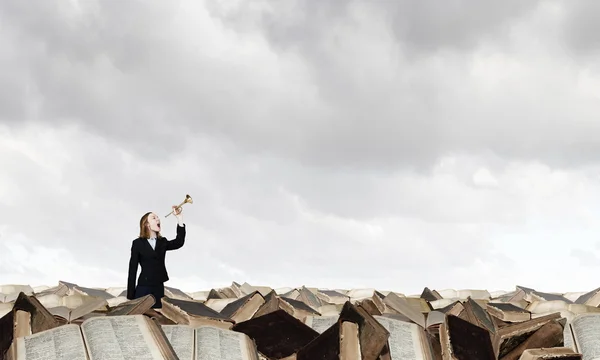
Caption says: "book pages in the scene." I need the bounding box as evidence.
[196,326,249,360]
[571,314,600,360]
[304,315,338,334]
[375,316,424,360]
[162,325,194,360]
[81,315,164,360]
[16,324,87,360]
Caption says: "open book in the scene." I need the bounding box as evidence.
[13,315,178,360]
[564,313,600,360]
[374,315,434,360]
[47,297,108,324]
[161,324,259,360]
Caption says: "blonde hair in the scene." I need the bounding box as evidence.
[139,212,161,238]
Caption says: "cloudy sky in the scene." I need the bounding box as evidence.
[2,0,600,296]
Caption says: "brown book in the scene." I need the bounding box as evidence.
[13,315,178,360]
[494,287,527,303]
[424,310,446,336]
[439,314,495,360]
[296,320,341,360]
[496,312,561,358]
[499,321,563,360]
[438,301,463,314]
[486,302,531,322]
[1,292,61,360]
[1,310,16,360]
[297,301,389,360]
[164,286,194,300]
[462,297,497,335]
[375,291,387,301]
[13,292,60,334]
[437,301,465,317]
[72,286,115,300]
[531,291,573,303]
[239,283,273,297]
[296,320,362,360]
[207,288,226,300]
[461,297,499,357]
[47,297,108,325]
[355,292,387,316]
[230,281,244,297]
[253,291,294,318]
[518,347,582,360]
[204,298,238,312]
[377,342,392,360]
[374,315,435,359]
[357,298,383,316]
[205,285,239,300]
[317,290,350,305]
[160,324,260,360]
[383,293,426,328]
[33,283,69,298]
[295,286,322,311]
[406,297,434,314]
[281,289,300,300]
[574,287,600,307]
[160,297,235,329]
[253,291,319,322]
[220,291,265,323]
[427,331,443,360]
[106,294,155,316]
[421,288,443,302]
[216,287,239,299]
[56,280,79,295]
[492,316,512,329]
[338,302,389,360]
[145,308,176,325]
[282,297,321,319]
[340,321,361,360]
[233,309,320,359]
[0,310,31,360]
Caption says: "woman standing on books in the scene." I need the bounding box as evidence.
[127,206,186,308]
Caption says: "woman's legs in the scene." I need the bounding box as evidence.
[134,283,165,308]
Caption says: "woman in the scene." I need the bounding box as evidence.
[126,205,186,308]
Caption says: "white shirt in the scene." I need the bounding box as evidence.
[147,237,157,250]
[146,221,184,250]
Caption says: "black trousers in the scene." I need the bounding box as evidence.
[135,283,165,308]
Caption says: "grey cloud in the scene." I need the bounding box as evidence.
[559,2,600,56]
[0,0,177,67]
[387,1,540,54]
[206,0,540,54]
[6,1,600,294]
[0,124,502,292]
[3,0,600,172]
[0,0,189,158]
[210,151,528,226]
[205,0,600,170]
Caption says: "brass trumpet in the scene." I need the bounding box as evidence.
[165,194,193,217]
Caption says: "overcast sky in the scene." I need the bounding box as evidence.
[2,0,600,296]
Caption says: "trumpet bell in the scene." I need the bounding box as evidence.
[165,194,193,217]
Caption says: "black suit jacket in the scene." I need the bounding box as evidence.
[127,224,186,299]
